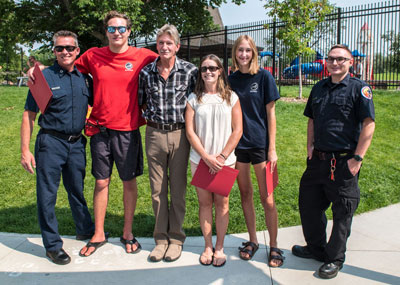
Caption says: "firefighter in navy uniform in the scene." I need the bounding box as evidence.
[291,44,375,279]
[20,31,94,265]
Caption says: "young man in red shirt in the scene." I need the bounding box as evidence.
[77,11,157,256]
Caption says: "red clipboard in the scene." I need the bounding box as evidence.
[266,161,279,196]
[27,63,53,114]
[191,159,239,197]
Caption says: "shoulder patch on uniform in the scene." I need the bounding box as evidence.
[361,86,372,100]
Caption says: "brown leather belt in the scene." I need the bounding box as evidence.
[147,121,185,131]
[313,149,353,160]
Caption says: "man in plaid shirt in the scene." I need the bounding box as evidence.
[138,24,198,262]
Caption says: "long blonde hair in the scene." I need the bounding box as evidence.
[194,54,232,105]
[231,35,259,75]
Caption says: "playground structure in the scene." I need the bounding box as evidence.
[281,51,329,80]
[281,21,375,82]
[259,51,279,76]
[357,23,374,81]
[272,22,375,83]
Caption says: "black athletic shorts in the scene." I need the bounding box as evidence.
[90,129,143,181]
[235,148,267,165]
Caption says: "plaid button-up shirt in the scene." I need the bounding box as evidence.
[138,56,198,124]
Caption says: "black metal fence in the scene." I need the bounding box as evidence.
[136,0,400,89]
[3,1,399,89]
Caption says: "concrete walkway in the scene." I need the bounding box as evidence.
[0,204,399,285]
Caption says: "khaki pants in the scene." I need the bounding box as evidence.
[145,126,190,245]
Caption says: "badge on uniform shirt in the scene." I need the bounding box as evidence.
[361,86,372,100]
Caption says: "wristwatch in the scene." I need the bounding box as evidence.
[353,154,363,162]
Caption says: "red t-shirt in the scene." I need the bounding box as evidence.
[76,46,157,131]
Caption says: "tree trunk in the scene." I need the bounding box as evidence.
[298,55,303,99]
[91,31,107,46]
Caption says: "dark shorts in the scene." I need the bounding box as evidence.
[90,129,143,181]
[235,148,267,165]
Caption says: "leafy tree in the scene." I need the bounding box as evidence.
[264,0,332,98]
[15,0,145,52]
[372,52,386,74]
[29,48,55,67]
[140,0,244,38]
[0,0,24,82]
[382,31,400,71]
[13,0,245,53]
[264,16,338,55]
[0,0,17,56]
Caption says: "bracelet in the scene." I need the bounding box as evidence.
[219,153,227,160]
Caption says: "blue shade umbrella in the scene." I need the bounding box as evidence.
[260,51,279,58]
[352,50,366,57]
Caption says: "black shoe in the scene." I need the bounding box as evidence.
[76,233,93,240]
[318,262,343,279]
[291,245,314,259]
[292,245,324,262]
[46,248,71,265]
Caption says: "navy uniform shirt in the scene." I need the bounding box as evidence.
[229,68,280,149]
[25,61,93,135]
[304,74,375,152]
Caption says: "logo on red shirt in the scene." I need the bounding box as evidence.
[125,62,133,71]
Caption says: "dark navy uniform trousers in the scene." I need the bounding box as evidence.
[299,153,360,264]
[35,132,93,251]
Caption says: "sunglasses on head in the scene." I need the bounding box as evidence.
[54,46,77,52]
[200,66,220,73]
[107,26,127,34]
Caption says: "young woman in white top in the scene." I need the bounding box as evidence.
[185,54,242,267]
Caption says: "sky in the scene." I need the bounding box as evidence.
[219,0,382,26]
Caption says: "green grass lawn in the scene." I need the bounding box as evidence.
[0,85,399,238]
[373,72,400,81]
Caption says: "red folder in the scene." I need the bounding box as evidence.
[266,161,279,196]
[191,159,239,197]
[27,63,53,114]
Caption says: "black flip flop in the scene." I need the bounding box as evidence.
[199,251,214,266]
[120,236,142,254]
[79,239,107,257]
[212,255,226,267]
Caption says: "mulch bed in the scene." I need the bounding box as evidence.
[280,97,308,103]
